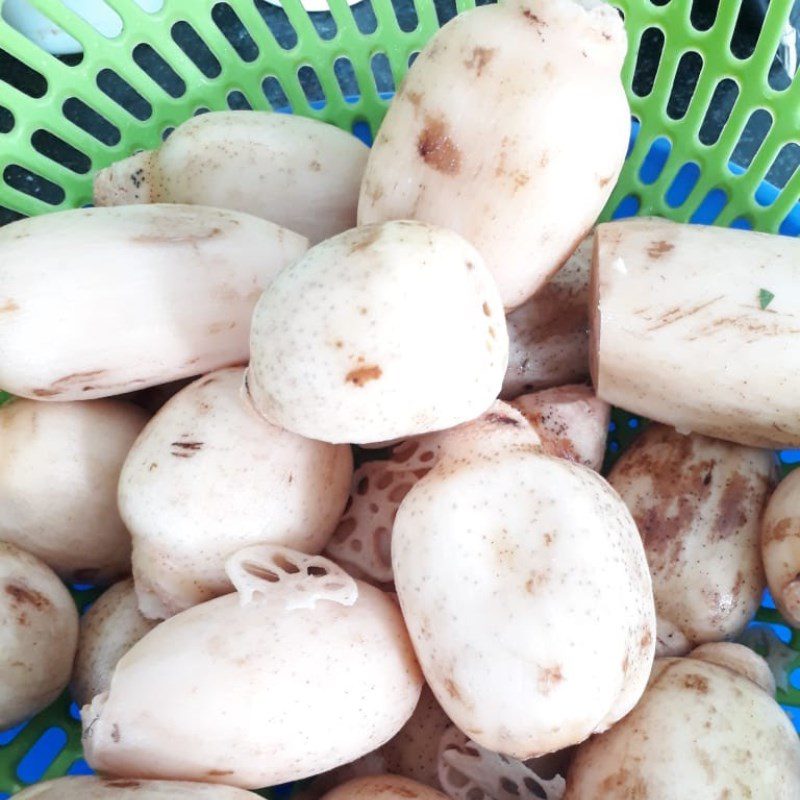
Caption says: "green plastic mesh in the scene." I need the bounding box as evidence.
[0,0,798,793]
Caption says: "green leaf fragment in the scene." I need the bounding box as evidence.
[759,288,775,310]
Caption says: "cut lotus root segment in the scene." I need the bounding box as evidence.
[325,462,414,585]
[437,727,566,800]
[226,545,358,610]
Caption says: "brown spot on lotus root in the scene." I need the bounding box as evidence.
[640,628,653,650]
[357,476,370,495]
[105,780,140,788]
[309,160,322,172]
[0,300,19,313]
[537,664,563,694]
[417,115,461,175]
[647,240,674,259]
[444,677,463,701]
[485,412,519,426]
[111,724,121,743]
[208,769,234,776]
[5,584,51,610]
[714,473,749,540]
[764,517,800,544]
[346,365,382,387]
[349,226,383,253]
[463,46,496,77]
[683,673,710,693]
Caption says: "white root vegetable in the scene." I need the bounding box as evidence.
[71,579,158,708]
[300,685,452,800]
[94,111,368,245]
[502,235,591,398]
[247,221,507,444]
[14,776,262,798]
[438,727,569,800]
[591,217,800,447]
[608,424,774,655]
[761,467,800,628]
[119,367,352,619]
[392,447,655,757]
[564,657,800,799]
[325,402,539,585]
[0,542,79,727]
[82,546,422,788]
[688,642,776,695]
[358,0,627,309]
[0,205,307,400]
[321,776,448,800]
[0,398,148,583]
[511,384,609,471]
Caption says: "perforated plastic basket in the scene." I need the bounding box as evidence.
[0,0,799,794]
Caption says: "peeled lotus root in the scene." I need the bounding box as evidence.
[326,402,539,584]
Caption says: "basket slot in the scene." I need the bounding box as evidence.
[170,21,222,79]
[256,0,297,50]
[352,119,373,146]
[731,0,761,60]
[386,0,420,33]
[611,194,641,220]
[666,50,703,120]
[0,48,46,98]
[227,89,253,110]
[638,135,672,185]
[434,0,459,27]
[211,2,260,63]
[729,107,774,171]
[30,129,91,175]
[689,0,720,32]
[2,164,64,206]
[764,142,800,192]
[689,186,728,224]
[132,43,186,99]
[698,78,739,146]
[96,68,153,121]
[297,64,327,108]
[408,50,420,68]
[370,52,395,95]
[766,0,800,91]
[631,27,665,97]
[0,106,13,134]
[334,56,361,104]
[15,727,67,785]
[352,0,379,35]
[61,97,121,147]
[262,75,292,112]
[306,8,338,42]
[664,161,701,208]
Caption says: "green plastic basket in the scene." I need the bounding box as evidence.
[0,0,799,794]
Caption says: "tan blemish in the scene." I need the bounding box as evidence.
[208,321,236,334]
[444,677,463,701]
[647,240,675,259]
[463,47,496,77]
[309,160,322,172]
[346,365,382,387]
[714,473,751,540]
[5,584,51,610]
[417,115,461,175]
[537,664,563,694]
[0,300,19,313]
[349,226,383,254]
[683,673,710,693]
[764,517,800,545]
